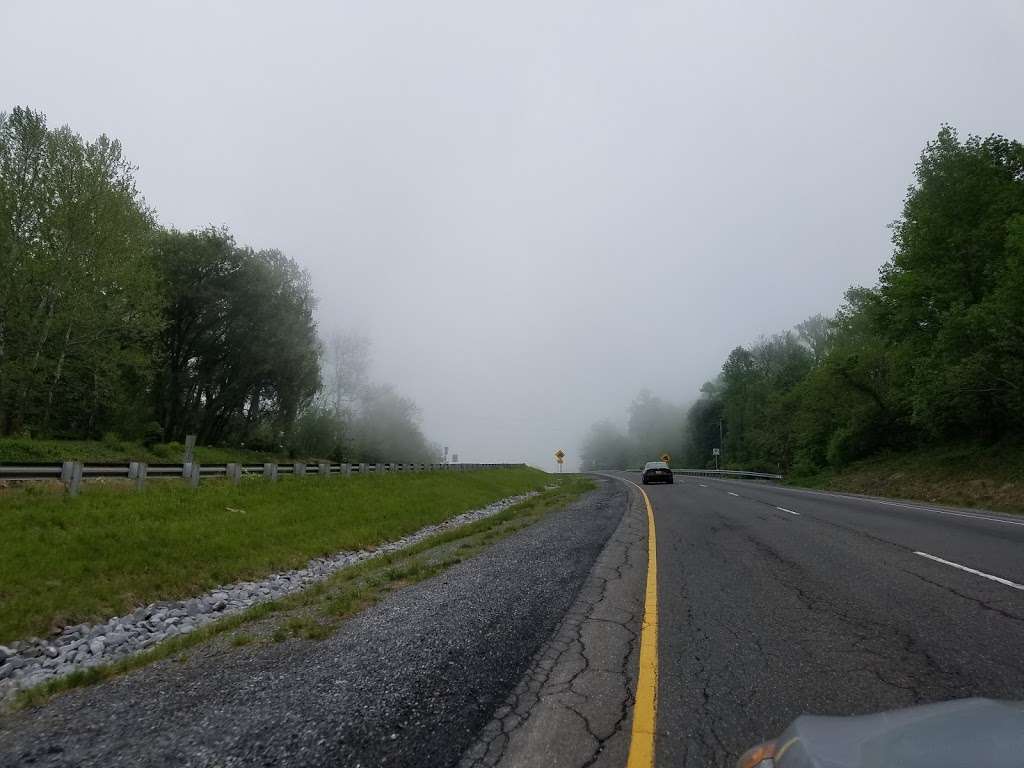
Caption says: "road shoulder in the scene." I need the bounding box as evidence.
[0,478,625,767]
[460,480,647,768]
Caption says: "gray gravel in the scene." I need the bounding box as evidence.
[0,478,627,767]
[0,492,537,704]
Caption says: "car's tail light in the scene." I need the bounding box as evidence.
[736,740,776,768]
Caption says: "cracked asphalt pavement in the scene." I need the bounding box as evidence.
[0,480,629,767]
[5,472,1022,768]
[601,472,1024,768]
[460,482,646,768]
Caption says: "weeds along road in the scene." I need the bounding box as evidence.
[602,472,1024,768]
[4,473,1023,768]
[0,481,629,767]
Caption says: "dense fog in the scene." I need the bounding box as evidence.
[3,1,1021,469]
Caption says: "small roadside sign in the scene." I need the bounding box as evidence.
[660,453,671,463]
[712,448,720,456]
[555,449,565,460]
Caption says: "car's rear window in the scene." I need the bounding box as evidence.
[645,462,669,469]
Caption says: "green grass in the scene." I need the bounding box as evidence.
[788,441,1024,514]
[0,467,549,643]
[11,476,595,709]
[0,436,292,464]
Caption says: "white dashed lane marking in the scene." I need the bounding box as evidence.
[914,551,1024,591]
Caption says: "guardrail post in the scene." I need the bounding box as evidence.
[226,463,241,485]
[263,463,278,481]
[63,461,83,496]
[319,462,329,477]
[293,462,305,478]
[135,462,147,491]
[189,463,201,488]
[341,463,351,476]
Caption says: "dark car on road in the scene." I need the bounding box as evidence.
[641,461,673,485]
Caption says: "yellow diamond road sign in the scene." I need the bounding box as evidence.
[660,453,671,463]
[555,449,565,460]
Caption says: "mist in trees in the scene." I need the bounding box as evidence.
[583,127,1024,475]
[0,107,440,462]
[288,334,441,463]
[580,391,685,470]
[681,127,1024,474]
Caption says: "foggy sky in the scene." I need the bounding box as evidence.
[4,1,1022,470]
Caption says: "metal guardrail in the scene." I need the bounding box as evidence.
[0,461,524,496]
[628,468,784,481]
[672,468,783,480]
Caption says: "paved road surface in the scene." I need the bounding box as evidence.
[603,473,1024,768]
[3,474,1022,768]
[0,481,628,767]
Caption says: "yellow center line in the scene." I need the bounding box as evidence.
[622,477,659,768]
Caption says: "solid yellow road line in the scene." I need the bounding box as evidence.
[624,479,659,768]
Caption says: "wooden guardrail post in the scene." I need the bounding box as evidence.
[135,462,147,491]
[226,463,241,485]
[319,462,330,477]
[263,463,278,481]
[293,462,305,478]
[188,462,201,488]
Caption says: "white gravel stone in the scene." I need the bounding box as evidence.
[0,491,537,704]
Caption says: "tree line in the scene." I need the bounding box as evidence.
[583,127,1024,474]
[0,107,439,463]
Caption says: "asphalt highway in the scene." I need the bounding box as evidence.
[2,475,1022,768]
[605,473,1024,768]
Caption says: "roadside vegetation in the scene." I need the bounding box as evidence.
[792,442,1024,515]
[582,127,1024,510]
[0,107,437,465]
[0,436,292,464]
[12,476,595,709]
[0,467,549,644]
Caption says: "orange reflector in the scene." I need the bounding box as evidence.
[737,740,777,768]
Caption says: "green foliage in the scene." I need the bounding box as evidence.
[676,126,1024,474]
[791,440,1024,514]
[12,475,592,706]
[0,107,434,462]
[285,405,348,460]
[151,227,321,446]
[0,467,548,643]
[0,436,291,464]
[0,107,162,438]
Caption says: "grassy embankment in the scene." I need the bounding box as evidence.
[11,475,596,708]
[0,436,291,464]
[788,441,1024,515]
[0,467,556,644]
